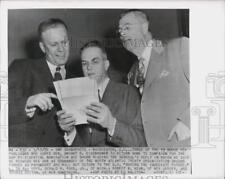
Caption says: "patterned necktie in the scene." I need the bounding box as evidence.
[136,57,145,93]
[54,66,62,81]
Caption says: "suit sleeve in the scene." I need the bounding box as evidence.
[8,60,31,125]
[177,37,190,128]
[107,86,147,147]
[70,130,87,147]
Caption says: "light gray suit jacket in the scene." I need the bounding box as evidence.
[128,37,190,147]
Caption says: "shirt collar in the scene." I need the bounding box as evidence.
[97,77,110,98]
[139,40,153,62]
[46,60,66,79]
[138,40,153,77]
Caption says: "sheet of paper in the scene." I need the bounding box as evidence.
[54,77,98,125]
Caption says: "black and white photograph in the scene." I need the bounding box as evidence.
[0,0,224,179]
[8,9,190,148]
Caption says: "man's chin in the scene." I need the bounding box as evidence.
[87,76,102,84]
[56,59,68,66]
[122,40,133,50]
[87,75,96,80]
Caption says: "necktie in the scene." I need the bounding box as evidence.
[52,66,63,110]
[54,66,62,81]
[136,57,145,93]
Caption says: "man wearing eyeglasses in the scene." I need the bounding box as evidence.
[118,9,190,147]
[8,18,83,147]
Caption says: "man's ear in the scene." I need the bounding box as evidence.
[104,59,110,71]
[39,42,46,53]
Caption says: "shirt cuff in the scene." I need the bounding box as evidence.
[107,118,116,137]
[25,105,36,118]
[64,127,77,146]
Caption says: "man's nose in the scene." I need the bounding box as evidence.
[87,63,92,70]
[57,44,64,51]
[118,29,126,37]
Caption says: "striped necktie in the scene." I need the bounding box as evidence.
[136,57,145,93]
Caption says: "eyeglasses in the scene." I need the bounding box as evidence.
[117,23,141,35]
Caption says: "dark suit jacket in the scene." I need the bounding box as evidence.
[128,37,190,147]
[8,58,84,147]
[72,80,147,147]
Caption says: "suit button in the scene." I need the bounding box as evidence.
[42,131,46,135]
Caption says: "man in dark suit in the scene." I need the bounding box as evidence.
[118,10,190,147]
[9,18,83,147]
[57,40,147,147]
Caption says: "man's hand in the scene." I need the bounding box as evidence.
[25,93,57,118]
[26,93,57,111]
[85,102,116,132]
[26,107,37,118]
[56,110,76,132]
[168,121,190,141]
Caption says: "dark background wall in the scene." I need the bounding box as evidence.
[8,9,189,81]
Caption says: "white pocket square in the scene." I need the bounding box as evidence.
[159,70,170,78]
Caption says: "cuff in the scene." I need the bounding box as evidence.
[107,118,116,138]
[64,127,77,146]
[25,105,36,118]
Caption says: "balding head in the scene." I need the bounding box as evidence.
[118,9,152,56]
[120,9,149,29]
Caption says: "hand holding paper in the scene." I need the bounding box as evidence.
[85,102,116,132]
[57,110,76,132]
[54,77,99,125]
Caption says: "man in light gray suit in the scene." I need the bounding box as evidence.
[118,9,190,147]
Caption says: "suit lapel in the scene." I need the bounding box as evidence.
[36,59,64,111]
[143,40,164,92]
[101,80,112,103]
[38,59,56,93]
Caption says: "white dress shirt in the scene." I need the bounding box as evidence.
[135,40,153,94]
[138,40,153,78]
[97,77,109,99]
[46,60,66,80]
